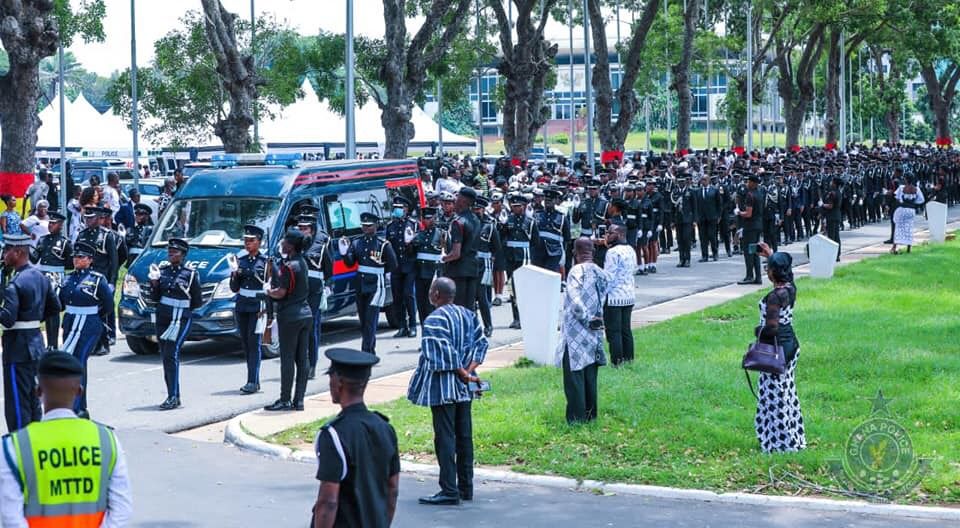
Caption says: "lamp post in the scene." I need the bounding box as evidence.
[583,0,594,165]
[131,0,140,184]
[345,0,356,159]
[745,0,753,152]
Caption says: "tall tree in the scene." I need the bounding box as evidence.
[490,0,559,161]
[587,0,661,153]
[773,20,825,148]
[670,0,701,151]
[378,0,473,158]
[0,0,104,178]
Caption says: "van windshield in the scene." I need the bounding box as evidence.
[152,197,280,247]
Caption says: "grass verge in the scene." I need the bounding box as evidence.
[276,239,960,504]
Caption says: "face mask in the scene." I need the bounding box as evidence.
[392,207,404,218]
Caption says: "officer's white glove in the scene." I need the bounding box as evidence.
[226,253,239,272]
[338,237,350,256]
[262,281,272,294]
[323,286,332,299]
[818,200,824,207]
[148,264,161,281]
[656,224,663,232]
[646,230,653,239]
[403,226,416,244]
[733,207,741,216]
[774,214,781,223]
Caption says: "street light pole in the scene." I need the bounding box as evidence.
[583,0,594,166]
[130,0,140,184]
[665,0,672,152]
[437,80,444,156]
[839,31,846,150]
[251,0,258,149]
[568,0,576,158]
[476,0,485,159]
[58,42,66,211]
[745,0,753,152]
[345,0,356,159]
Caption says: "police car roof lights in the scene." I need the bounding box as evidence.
[211,153,302,168]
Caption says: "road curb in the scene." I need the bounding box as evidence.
[224,416,292,459]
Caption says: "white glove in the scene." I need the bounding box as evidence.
[733,207,741,216]
[338,237,350,256]
[817,200,824,207]
[656,224,663,232]
[774,214,781,223]
[148,264,161,281]
[645,230,653,239]
[403,226,416,244]
[263,281,272,294]
[323,286,332,299]
[227,253,239,272]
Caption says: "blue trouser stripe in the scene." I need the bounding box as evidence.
[71,319,102,412]
[10,365,21,430]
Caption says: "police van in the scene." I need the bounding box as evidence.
[119,154,424,356]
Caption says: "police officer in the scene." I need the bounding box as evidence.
[230,225,269,394]
[695,174,721,262]
[312,348,399,528]
[339,212,397,355]
[501,194,539,329]
[1,234,61,431]
[822,175,843,261]
[411,207,444,329]
[736,174,764,284]
[32,211,72,349]
[58,241,113,417]
[298,214,334,379]
[148,237,202,410]
[125,203,154,268]
[572,178,606,238]
[673,174,697,268]
[442,187,481,308]
[385,196,419,338]
[75,207,118,284]
[473,196,501,338]
[0,352,132,526]
[532,187,571,273]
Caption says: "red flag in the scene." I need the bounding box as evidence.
[600,150,624,164]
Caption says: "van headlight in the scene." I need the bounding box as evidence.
[122,274,141,298]
[212,278,235,300]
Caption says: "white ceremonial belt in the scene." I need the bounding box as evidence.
[65,305,99,315]
[506,241,529,248]
[129,248,143,254]
[416,253,442,262]
[357,265,384,275]
[308,270,325,280]
[37,265,64,273]
[539,231,563,242]
[3,321,41,330]
[626,215,637,219]
[477,251,492,259]
[238,288,261,298]
[580,228,593,235]
[160,297,192,308]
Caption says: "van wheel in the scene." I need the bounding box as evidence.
[384,304,402,330]
[261,340,280,359]
[127,336,158,355]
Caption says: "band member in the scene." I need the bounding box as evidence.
[32,211,72,349]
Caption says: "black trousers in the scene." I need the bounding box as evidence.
[506,267,521,322]
[697,219,718,258]
[415,277,435,328]
[356,293,380,354]
[452,276,478,311]
[308,295,323,369]
[562,348,598,424]
[3,361,41,432]
[763,218,779,252]
[660,218,674,250]
[719,218,733,254]
[431,402,474,497]
[475,284,492,330]
[826,218,842,261]
[677,222,693,263]
[236,311,261,385]
[278,316,310,404]
[44,313,60,349]
[390,270,417,330]
[741,229,762,281]
[603,304,634,366]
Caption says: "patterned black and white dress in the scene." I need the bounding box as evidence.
[754,285,806,453]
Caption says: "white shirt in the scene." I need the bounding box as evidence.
[434,177,463,196]
[102,186,121,218]
[21,215,49,248]
[604,242,637,307]
[0,408,133,528]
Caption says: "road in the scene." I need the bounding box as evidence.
[13,209,955,434]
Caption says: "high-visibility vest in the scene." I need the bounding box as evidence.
[9,418,117,528]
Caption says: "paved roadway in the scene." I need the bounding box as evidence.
[10,210,956,434]
[128,430,945,527]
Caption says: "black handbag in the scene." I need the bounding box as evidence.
[741,336,785,399]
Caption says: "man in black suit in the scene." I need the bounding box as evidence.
[695,174,722,262]
[673,173,697,268]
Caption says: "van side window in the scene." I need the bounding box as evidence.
[387,185,422,216]
[324,189,388,237]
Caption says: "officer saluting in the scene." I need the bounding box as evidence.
[229,225,269,395]
[312,348,399,528]
[148,237,202,410]
[339,212,397,355]
[297,214,333,380]
[411,207,443,331]
[531,187,570,273]
[1,234,61,431]
[32,211,72,350]
[385,196,419,338]
[58,241,113,418]
[125,203,154,268]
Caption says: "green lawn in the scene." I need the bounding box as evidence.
[276,239,960,504]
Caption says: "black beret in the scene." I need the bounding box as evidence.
[458,187,477,201]
[134,203,153,215]
[167,238,189,253]
[38,351,83,378]
[325,348,380,380]
[48,211,66,223]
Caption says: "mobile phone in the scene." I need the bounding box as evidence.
[468,380,491,393]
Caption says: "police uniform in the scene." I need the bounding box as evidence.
[31,211,72,349]
[501,194,539,329]
[673,178,697,267]
[737,175,764,284]
[473,197,501,337]
[443,188,481,309]
[0,234,61,431]
[312,349,399,528]
[341,213,397,355]
[229,225,269,394]
[149,237,202,410]
[75,208,118,290]
[532,188,571,273]
[299,214,334,379]
[385,197,419,338]
[58,241,113,415]
[411,207,444,329]
[572,180,606,238]
[824,177,843,260]
[125,203,154,268]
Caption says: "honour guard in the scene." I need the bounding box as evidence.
[572,178,606,238]
[501,194,539,329]
[473,196,501,337]
[32,211,72,349]
[229,225,269,394]
[673,174,697,268]
[411,207,444,330]
[148,237,202,410]
[58,241,113,417]
[532,187,571,273]
[76,207,118,285]
[298,214,333,379]
[1,234,61,431]
[125,203,154,267]
[385,196,419,338]
[339,212,397,355]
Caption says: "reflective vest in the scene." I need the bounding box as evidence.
[8,418,117,528]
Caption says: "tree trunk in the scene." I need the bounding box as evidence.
[775,24,825,149]
[870,46,899,145]
[920,63,960,143]
[671,0,700,152]
[823,27,841,146]
[201,0,258,153]
[729,78,747,148]
[587,0,660,152]
[0,65,43,175]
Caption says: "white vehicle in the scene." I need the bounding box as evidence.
[121,177,165,224]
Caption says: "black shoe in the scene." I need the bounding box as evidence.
[711,256,718,262]
[698,257,709,263]
[492,297,502,306]
[292,400,305,411]
[737,278,755,285]
[483,326,493,338]
[419,492,461,506]
[159,397,181,410]
[264,400,293,411]
[676,262,684,268]
[240,382,260,394]
[308,366,316,380]
[752,279,763,284]
[393,328,409,338]
[508,319,521,329]
[460,492,473,501]
[91,346,109,357]
[408,326,417,338]
[649,266,656,274]
[883,239,893,244]
[635,269,646,276]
